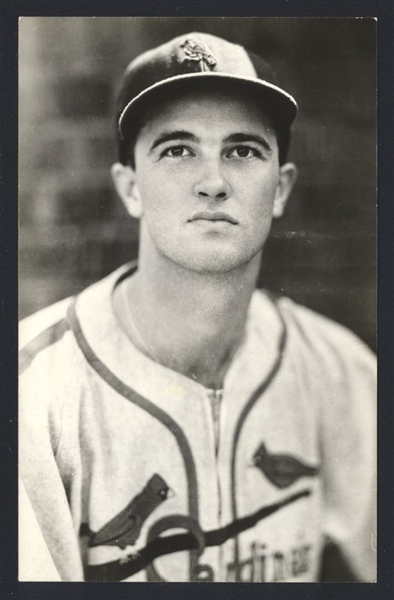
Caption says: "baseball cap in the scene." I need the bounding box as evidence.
[116,31,298,144]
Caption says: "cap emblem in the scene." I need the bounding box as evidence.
[180,39,217,71]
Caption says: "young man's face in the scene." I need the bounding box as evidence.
[113,86,296,274]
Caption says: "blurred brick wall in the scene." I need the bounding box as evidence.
[19,17,376,349]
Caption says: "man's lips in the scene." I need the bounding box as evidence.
[188,211,238,225]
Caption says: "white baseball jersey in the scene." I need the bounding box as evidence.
[19,263,377,582]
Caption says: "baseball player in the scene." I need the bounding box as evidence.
[19,32,376,582]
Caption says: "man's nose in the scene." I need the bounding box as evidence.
[193,162,232,200]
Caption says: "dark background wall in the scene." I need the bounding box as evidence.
[19,17,376,350]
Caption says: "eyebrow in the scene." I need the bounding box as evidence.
[148,130,273,154]
[149,131,199,153]
[224,133,273,153]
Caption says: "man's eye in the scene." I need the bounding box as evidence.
[162,146,192,158]
[228,146,260,159]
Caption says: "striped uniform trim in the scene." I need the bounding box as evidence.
[230,301,288,580]
[67,300,200,580]
[19,319,71,375]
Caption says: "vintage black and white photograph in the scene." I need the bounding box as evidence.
[18,17,377,583]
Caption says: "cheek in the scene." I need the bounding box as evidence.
[244,175,279,218]
[137,166,185,208]
[138,176,162,204]
[135,178,166,219]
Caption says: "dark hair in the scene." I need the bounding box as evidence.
[116,79,292,168]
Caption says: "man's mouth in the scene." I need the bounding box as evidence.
[188,211,238,225]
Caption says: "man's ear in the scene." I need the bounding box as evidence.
[272,163,298,218]
[110,162,143,219]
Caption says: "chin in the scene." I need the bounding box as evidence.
[168,246,262,275]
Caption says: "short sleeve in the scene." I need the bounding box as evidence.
[318,329,377,581]
[19,314,85,581]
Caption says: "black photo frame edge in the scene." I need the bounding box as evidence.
[1,1,393,599]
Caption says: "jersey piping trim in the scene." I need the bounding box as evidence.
[19,318,71,375]
[230,301,288,579]
[84,488,311,581]
[67,300,200,578]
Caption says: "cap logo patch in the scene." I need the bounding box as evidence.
[180,39,217,71]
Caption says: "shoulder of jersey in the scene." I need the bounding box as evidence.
[19,262,135,348]
[254,288,376,366]
[19,296,75,350]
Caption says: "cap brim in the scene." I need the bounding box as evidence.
[118,72,298,140]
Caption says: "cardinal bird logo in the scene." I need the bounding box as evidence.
[253,443,319,489]
[89,474,171,549]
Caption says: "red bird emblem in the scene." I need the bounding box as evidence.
[253,443,319,489]
[88,474,170,549]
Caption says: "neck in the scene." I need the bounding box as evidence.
[121,244,261,389]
